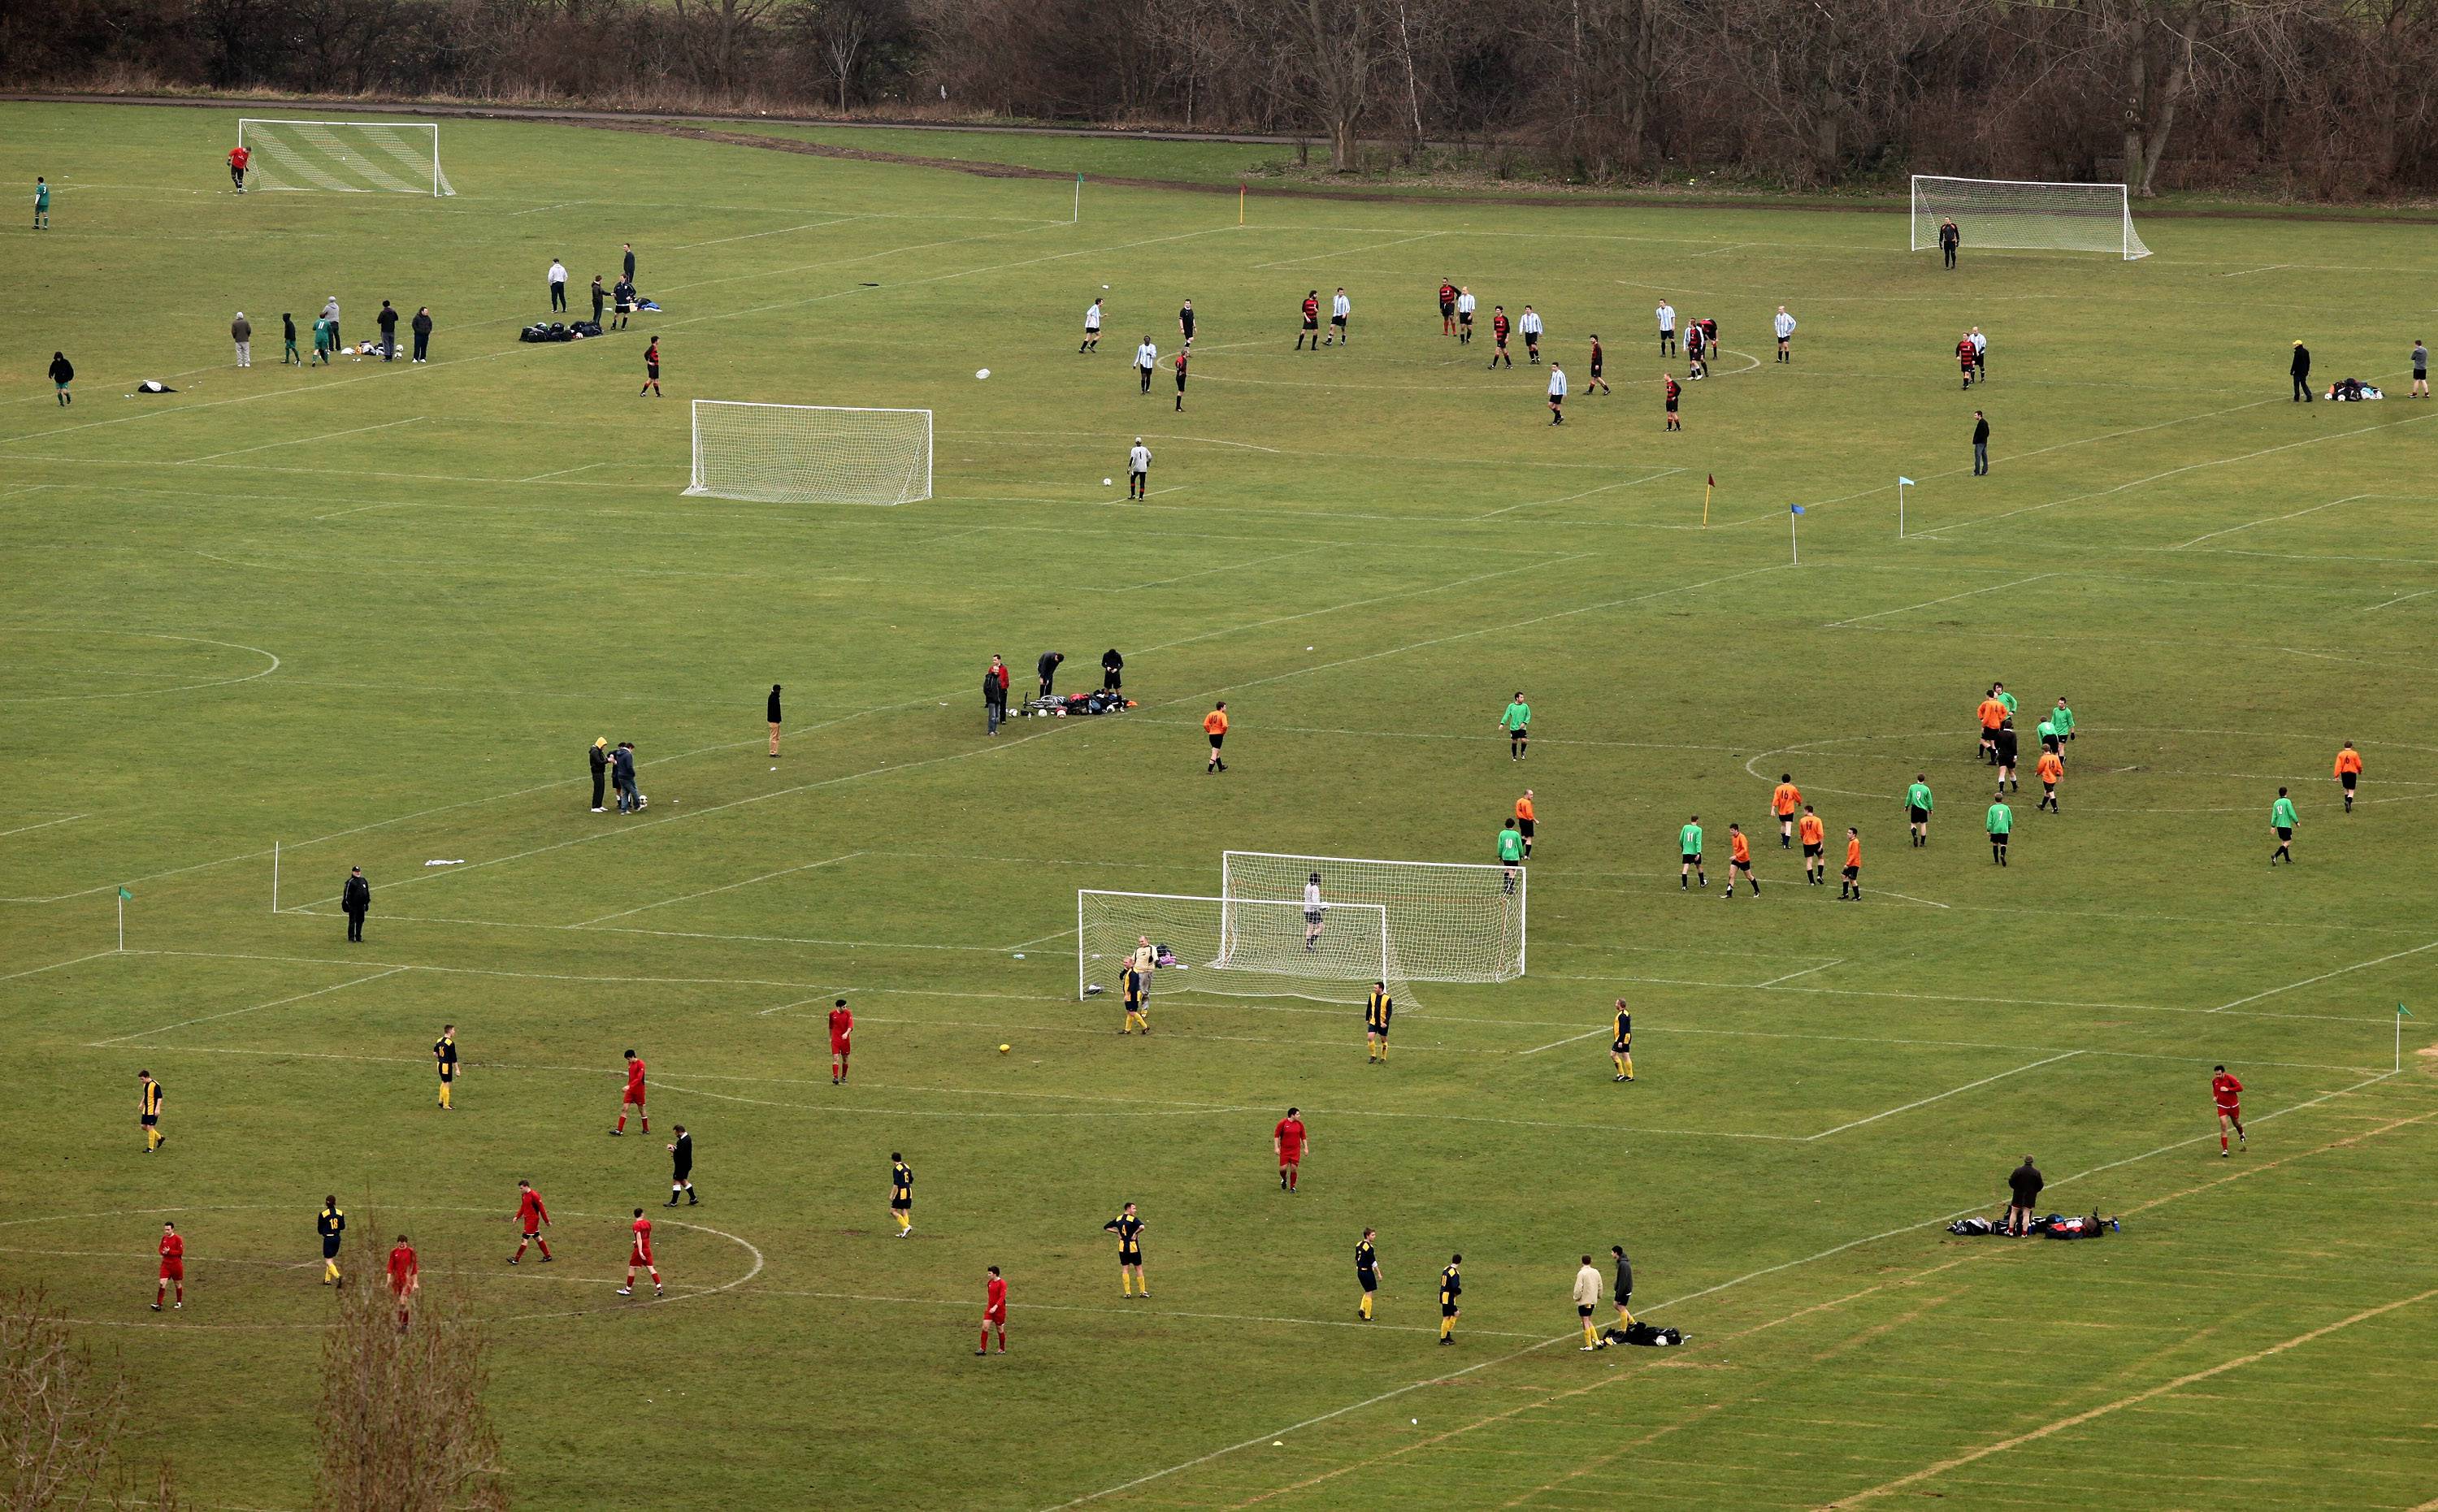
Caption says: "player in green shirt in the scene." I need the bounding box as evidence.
[1905,775,1933,847]
[1678,816,1705,889]
[2051,697,2075,743]
[1499,693,1532,760]
[1498,818,1525,895]
[1993,682,2018,719]
[2271,787,2298,864]
[1985,791,2012,866]
[33,176,50,231]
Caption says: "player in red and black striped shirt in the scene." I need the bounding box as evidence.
[1488,307,1512,369]
[1296,292,1321,351]
[1439,280,1458,335]
[1663,373,1682,431]
[1587,336,1609,394]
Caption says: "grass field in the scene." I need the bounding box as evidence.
[9,101,2438,1510]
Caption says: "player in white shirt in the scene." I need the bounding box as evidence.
[1135,336,1158,394]
[1655,300,1677,356]
[1547,363,1567,425]
[1081,298,1103,353]
[1456,287,1477,344]
[1303,874,1326,950]
[1520,305,1544,364]
[1326,288,1351,345]
[1968,326,1987,382]
[1773,305,1797,364]
[1127,437,1152,499]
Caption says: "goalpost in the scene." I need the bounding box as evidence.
[236,119,453,196]
[1077,891,1409,1006]
[1910,175,2151,260]
[684,400,933,505]
[1221,851,1525,982]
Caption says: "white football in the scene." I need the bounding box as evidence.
[976,368,990,379]
[1103,478,1113,486]
[1102,284,1110,290]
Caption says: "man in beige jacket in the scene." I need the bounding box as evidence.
[1574,1255,1608,1350]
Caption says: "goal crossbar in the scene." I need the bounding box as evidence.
[237,119,453,196]
[684,399,933,505]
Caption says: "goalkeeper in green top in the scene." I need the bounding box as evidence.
[1678,816,1705,890]
[2050,696,2075,744]
[2271,786,2298,864]
[1985,791,2012,866]
[1498,818,1525,895]
[1992,682,2017,720]
[1500,693,1532,760]
[1905,774,1933,847]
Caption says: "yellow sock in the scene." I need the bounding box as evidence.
[1137,1270,1147,1294]
[146,1128,160,1150]
[895,1211,910,1233]
[1612,1052,1624,1074]
[1616,1306,1635,1328]
[1440,1316,1453,1340]
[1584,1322,1598,1346]
[439,1084,451,1108]
[326,1259,340,1282]
[1122,1273,1134,1296]
[1360,1293,1372,1319]
[1622,1055,1633,1078]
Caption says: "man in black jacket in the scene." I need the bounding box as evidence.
[410,307,432,363]
[342,867,371,942]
[984,661,1008,734]
[48,351,72,405]
[1101,648,1123,692]
[1972,409,1989,475]
[589,737,609,812]
[377,301,399,362]
[767,683,783,758]
[2291,340,2312,401]
[1609,1243,1636,1332]
[1037,651,1064,699]
[2005,1155,2044,1235]
[1939,218,1959,269]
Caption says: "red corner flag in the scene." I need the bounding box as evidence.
[1707,474,1716,487]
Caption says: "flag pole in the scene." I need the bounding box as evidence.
[1239,184,1246,227]
[1703,474,1712,527]
[116,888,127,951]
[1073,174,1082,224]
[272,839,280,914]
[1898,477,1912,537]
[1789,505,1802,565]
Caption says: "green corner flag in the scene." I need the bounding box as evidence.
[118,886,133,899]
[2401,1003,2415,1019]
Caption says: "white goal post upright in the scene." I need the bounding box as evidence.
[1909,175,2152,260]
[1077,890,1408,1006]
[684,400,933,505]
[1221,851,1525,982]
[236,119,453,196]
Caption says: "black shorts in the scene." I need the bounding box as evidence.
[1439,301,1455,317]
[2041,735,2059,752]
[1303,316,1320,330]
[2341,772,2358,791]
[1730,859,1752,874]
[1518,819,1535,838]
[645,364,659,379]
[1175,372,1186,388]
[323,1237,342,1258]
[1681,852,1701,865]
[2276,826,2293,841]
[141,1114,158,1127]
[1495,334,1509,347]
[672,1165,692,1181]
[1460,311,1474,325]
[1590,362,1603,378]
[1842,864,1859,880]
[1085,326,1098,337]
[1550,393,1563,407]
[1121,1251,1141,1266]
[1612,1041,1629,1055]
[438,1068,453,1082]
[1665,398,1679,413]
[1304,909,1323,925]
[1359,1272,1377,1293]
[1332,315,1347,327]
[1370,1024,1389,1038]
[891,1198,911,1211]
[1181,324,1195,340]
[1990,833,2009,845]
[1442,1302,1460,1317]
[1578,1305,1595,1318]
[1907,806,1928,823]
[1802,843,1824,858]
[2042,781,2056,794]
[1208,732,1224,748]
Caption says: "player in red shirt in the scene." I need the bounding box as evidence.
[1173,347,1188,411]
[1663,373,1681,432]
[152,1221,184,1311]
[386,1234,419,1329]
[1273,1107,1309,1193]
[1957,334,1977,389]
[1296,291,1321,352]
[2212,1065,2245,1155]
[510,1179,554,1264]
[829,998,853,1085]
[977,1265,1009,1355]
[1438,280,1458,336]
[1488,306,1513,369]
[614,1048,649,1133]
[228,145,249,192]
[618,1209,662,1298]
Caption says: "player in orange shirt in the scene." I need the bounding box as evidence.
[153,1221,184,1311]
[1839,829,1862,900]
[1723,824,1759,900]
[2034,749,2064,812]
[1796,805,1827,884]
[1770,775,1802,847]
[1204,701,1229,773]
[618,1208,662,1298]
[2212,1065,2245,1155]
[614,1048,648,1135]
[386,1233,419,1329]
[1515,790,1536,859]
[2334,741,2362,814]
[1976,693,2006,763]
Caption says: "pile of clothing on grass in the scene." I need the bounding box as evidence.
[1022,689,1134,717]
[2326,378,2384,401]
[1603,1321,1685,1346]
[1949,1211,2121,1240]
[519,321,605,343]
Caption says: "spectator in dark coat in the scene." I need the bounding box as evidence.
[231,311,252,367]
[589,737,609,812]
[2006,1155,2044,1235]
[1037,650,1064,698]
[2291,340,2312,401]
[767,683,783,758]
[1972,410,1989,475]
[1938,218,1959,269]
[592,275,606,327]
[613,742,640,813]
[377,301,399,361]
[410,307,432,363]
[985,662,1008,734]
[1101,648,1123,691]
[48,351,73,405]
[612,277,635,331]
[623,242,636,283]
[342,867,371,942]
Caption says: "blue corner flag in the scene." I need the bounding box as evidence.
[1790,505,1806,516]
[1898,476,1916,487]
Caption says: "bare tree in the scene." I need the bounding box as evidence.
[1285,0,1381,168]
[314,1224,505,1512]
[2,1285,182,1511]
[675,0,781,91]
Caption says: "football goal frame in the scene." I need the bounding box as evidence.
[236,119,453,197]
[684,400,934,506]
[1076,890,1406,1006]
[1220,851,1525,982]
[1909,175,2152,261]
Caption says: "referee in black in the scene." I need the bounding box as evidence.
[1609,1242,1637,1334]
[341,866,371,942]
[589,737,609,812]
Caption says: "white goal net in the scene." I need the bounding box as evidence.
[684,400,933,505]
[1077,890,1410,1007]
[236,119,453,196]
[1221,851,1525,982]
[1910,175,2151,260]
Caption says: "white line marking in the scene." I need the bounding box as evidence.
[1755,959,1842,987]
[1078,544,1335,593]
[179,417,425,465]
[0,950,122,983]
[2171,493,2367,549]
[569,851,866,927]
[666,214,868,249]
[1872,889,1952,910]
[508,200,593,216]
[1824,574,2058,627]
[1804,1051,2084,1141]
[514,461,613,484]
[2212,263,2295,278]
[2205,938,2438,1012]
[1248,230,1443,269]
[753,994,837,1018]
[0,813,88,840]
[85,967,406,1046]
[2362,587,2437,613]
[1472,467,1685,520]
[2,628,281,707]
[1516,1025,1612,1057]
[755,1287,1545,1338]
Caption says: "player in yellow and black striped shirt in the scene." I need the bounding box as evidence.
[1103,1203,1147,1297]
[1355,1228,1381,1319]
[1438,1254,1462,1344]
[1365,981,1393,1063]
[432,1025,458,1109]
[138,1071,164,1152]
[1612,1000,1634,1083]
[317,1197,346,1284]
[1121,964,1150,1036]
[891,1155,914,1237]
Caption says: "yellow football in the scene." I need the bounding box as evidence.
[998,1043,1011,1055]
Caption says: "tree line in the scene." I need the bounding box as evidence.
[12,0,2438,197]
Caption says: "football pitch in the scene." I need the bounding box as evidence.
[10,102,2438,1508]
